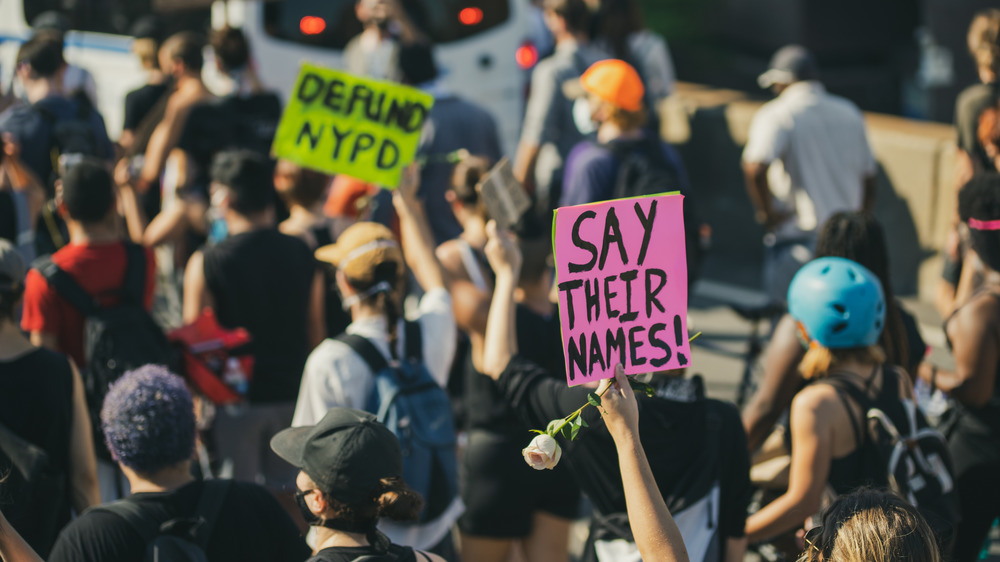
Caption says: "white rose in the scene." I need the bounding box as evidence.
[522,434,562,470]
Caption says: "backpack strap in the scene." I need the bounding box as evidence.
[90,499,162,543]
[337,333,390,373]
[32,255,100,316]
[121,243,148,305]
[403,320,422,362]
[192,479,232,546]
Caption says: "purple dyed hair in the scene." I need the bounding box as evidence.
[100,365,196,473]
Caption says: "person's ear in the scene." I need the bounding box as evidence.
[307,489,329,516]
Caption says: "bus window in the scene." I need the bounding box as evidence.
[23,0,211,37]
[263,0,511,50]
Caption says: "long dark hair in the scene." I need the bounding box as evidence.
[815,212,911,372]
[593,0,645,61]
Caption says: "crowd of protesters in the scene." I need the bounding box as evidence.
[1,1,1000,562]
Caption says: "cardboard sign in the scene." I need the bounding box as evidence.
[478,157,531,229]
[553,194,690,386]
[271,63,435,188]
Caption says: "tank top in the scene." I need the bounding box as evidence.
[812,366,882,496]
[0,347,74,553]
[943,288,1000,437]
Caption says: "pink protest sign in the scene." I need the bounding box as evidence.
[553,194,690,386]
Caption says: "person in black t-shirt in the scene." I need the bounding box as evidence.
[119,16,169,155]
[478,223,750,562]
[47,365,309,562]
[182,150,324,491]
[271,408,446,562]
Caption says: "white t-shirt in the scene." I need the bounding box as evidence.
[292,287,461,549]
[742,81,877,240]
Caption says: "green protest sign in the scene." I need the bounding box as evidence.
[271,63,435,188]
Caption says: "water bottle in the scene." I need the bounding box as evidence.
[223,358,248,415]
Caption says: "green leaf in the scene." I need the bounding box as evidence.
[579,416,589,428]
[587,392,602,409]
[560,423,574,441]
[570,421,582,440]
[546,419,561,436]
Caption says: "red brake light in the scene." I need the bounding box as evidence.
[459,7,484,26]
[300,16,327,35]
[516,42,539,69]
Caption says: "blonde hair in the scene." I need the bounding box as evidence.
[133,38,159,69]
[800,488,941,562]
[968,8,1000,73]
[800,345,886,381]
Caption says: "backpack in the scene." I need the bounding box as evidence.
[826,368,961,553]
[32,243,177,460]
[309,542,424,562]
[607,137,705,286]
[583,406,724,562]
[89,479,232,562]
[0,419,67,556]
[337,321,459,524]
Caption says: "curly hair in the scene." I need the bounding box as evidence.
[968,8,1000,74]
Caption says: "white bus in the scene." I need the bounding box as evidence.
[0,0,535,152]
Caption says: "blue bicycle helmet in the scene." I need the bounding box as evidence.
[787,257,885,349]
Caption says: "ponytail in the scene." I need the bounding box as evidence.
[374,476,424,521]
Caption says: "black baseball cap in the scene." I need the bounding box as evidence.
[758,45,819,88]
[271,408,402,504]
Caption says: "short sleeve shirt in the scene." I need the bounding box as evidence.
[21,242,156,367]
[742,81,876,239]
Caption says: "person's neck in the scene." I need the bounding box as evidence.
[461,216,488,250]
[67,218,120,245]
[597,122,642,144]
[980,68,997,84]
[288,203,323,225]
[0,320,34,360]
[146,68,166,85]
[515,282,553,315]
[363,25,391,42]
[829,357,877,380]
[175,73,205,93]
[313,527,369,551]
[23,77,61,104]
[226,209,273,236]
[123,461,195,494]
[555,32,585,48]
[350,302,385,323]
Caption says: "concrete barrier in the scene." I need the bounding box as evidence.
[662,82,957,302]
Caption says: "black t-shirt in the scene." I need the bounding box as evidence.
[203,229,316,403]
[0,348,74,556]
[308,543,421,562]
[955,82,1000,173]
[495,356,750,541]
[465,304,566,433]
[48,479,310,562]
[123,83,169,132]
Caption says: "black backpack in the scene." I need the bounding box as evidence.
[826,368,961,554]
[337,322,459,524]
[0,420,67,556]
[32,243,177,460]
[89,479,232,562]
[607,138,704,286]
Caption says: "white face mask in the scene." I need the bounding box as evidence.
[573,98,596,135]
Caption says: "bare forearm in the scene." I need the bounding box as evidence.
[0,511,43,562]
[394,196,445,291]
[742,164,773,224]
[482,270,518,378]
[745,491,814,542]
[514,142,540,193]
[614,433,690,562]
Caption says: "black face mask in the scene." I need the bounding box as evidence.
[294,489,377,533]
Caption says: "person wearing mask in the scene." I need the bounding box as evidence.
[743,257,916,548]
[917,173,1000,562]
[398,43,502,245]
[514,0,606,222]
[938,9,1000,317]
[0,240,98,557]
[480,223,749,562]
[271,408,447,562]
[590,0,676,124]
[742,45,877,308]
[182,150,324,492]
[47,365,310,562]
[0,34,112,189]
[742,211,926,452]
[343,0,423,82]
[293,165,460,558]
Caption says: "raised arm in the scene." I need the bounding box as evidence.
[481,221,521,379]
[392,164,446,292]
[599,365,690,562]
